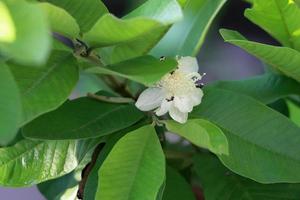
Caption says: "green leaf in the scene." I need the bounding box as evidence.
[87,56,177,86]
[0,0,51,65]
[8,50,79,125]
[194,154,300,200]
[96,125,165,200]
[0,138,99,186]
[212,73,300,104]
[22,96,144,140]
[287,100,300,126]
[162,166,195,200]
[45,0,108,33]
[0,63,22,145]
[152,0,227,57]
[164,119,228,155]
[39,2,80,38]
[220,29,300,83]
[245,0,300,50]
[191,88,300,183]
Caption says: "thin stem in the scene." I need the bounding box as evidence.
[87,93,135,103]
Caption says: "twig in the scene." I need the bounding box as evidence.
[87,93,135,103]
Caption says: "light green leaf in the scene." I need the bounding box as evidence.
[245,0,300,50]
[87,56,177,86]
[0,63,22,146]
[44,0,108,33]
[287,100,300,126]
[9,50,79,125]
[152,0,227,57]
[39,3,80,38]
[96,125,165,200]
[164,119,228,155]
[194,154,300,200]
[0,138,99,187]
[212,73,300,104]
[22,97,144,140]
[162,166,195,200]
[220,29,300,83]
[0,0,51,65]
[191,88,300,183]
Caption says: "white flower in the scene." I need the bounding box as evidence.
[135,56,204,124]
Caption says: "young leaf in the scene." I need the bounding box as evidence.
[191,88,300,183]
[45,0,108,33]
[8,50,79,125]
[39,3,80,38]
[87,56,177,86]
[96,125,165,200]
[245,0,300,50]
[164,119,228,155]
[152,0,227,57]
[220,29,300,83]
[162,166,195,200]
[0,138,99,187]
[194,154,300,200]
[0,63,22,146]
[212,73,300,104]
[22,97,144,140]
[0,0,51,65]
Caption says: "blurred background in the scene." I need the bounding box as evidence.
[1,0,277,199]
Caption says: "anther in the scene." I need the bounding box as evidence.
[166,96,174,102]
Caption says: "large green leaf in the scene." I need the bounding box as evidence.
[194,154,300,200]
[22,97,144,140]
[191,88,300,183]
[245,0,300,50]
[162,166,195,200]
[0,138,99,187]
[0,0,51,65]
[96,125,165,200]
[212,73,300,104]
[220,29,300,83]
[44,0,108,33]
[9,50,79,125]
[87,56,177,86]
[164,119,228,155]
[152,0,227,57]
[0,63,22,145]
[39,3,80,38]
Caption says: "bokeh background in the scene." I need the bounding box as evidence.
[0,0,276,199]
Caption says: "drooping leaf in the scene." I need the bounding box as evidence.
[39,2,80,38]
[22,96,144,140]
[245,0,300,50]
[162,166,195,200]
[44,0,108,33]
[87,56,177,86]
[9,50,79,125]
[212,73,300,104]
[191,88,300,183]
[152,0,227,57]
[0,63,22,146]
[0,138,100,187]
[96,125,165,200]
[164,119,228,155]
[194,154,300,200]
[220,29,300,83]
[0,0,51,65]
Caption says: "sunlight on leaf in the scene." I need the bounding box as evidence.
[0,1,15,43]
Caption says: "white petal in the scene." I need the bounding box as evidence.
[177,56,199,73]
[135,87,165,111]
[169,105,188,124]
[155,99,172,116]
[174,96,193,113]
[190,89,203,106]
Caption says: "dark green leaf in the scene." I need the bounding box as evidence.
[191,88,300,183]
[9,50,79,125]
[96,125,165,200]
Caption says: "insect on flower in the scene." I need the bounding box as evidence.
[135,56,205,124]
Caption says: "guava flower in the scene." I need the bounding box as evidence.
[135,56,204,123]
